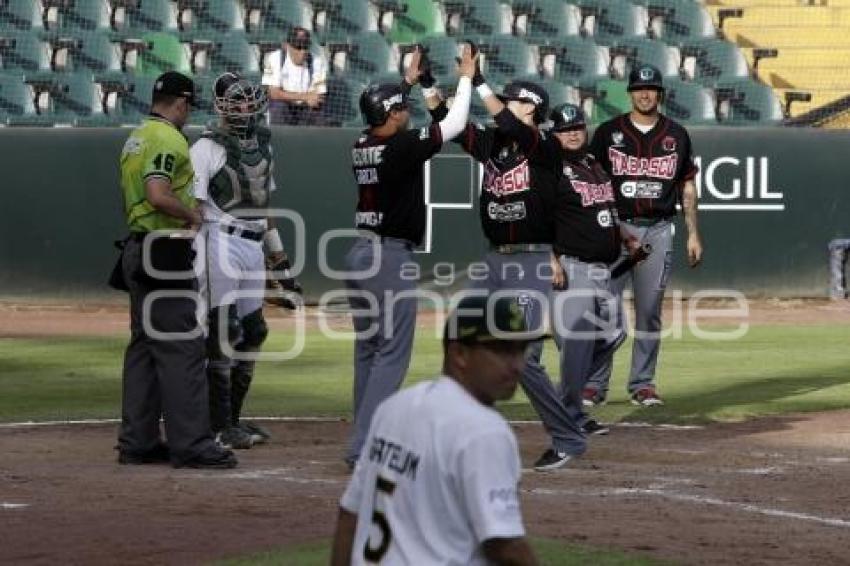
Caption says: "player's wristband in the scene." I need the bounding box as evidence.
[476,83,494,99]
[422,86,439,98]
[264,228,284,253]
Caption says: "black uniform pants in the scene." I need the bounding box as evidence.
[118,237,216,465]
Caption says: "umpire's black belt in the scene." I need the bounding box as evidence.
[491,243,552,254]
[221,224,265,242]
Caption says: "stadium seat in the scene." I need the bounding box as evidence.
[419,35,461,86]
[533,36,607,86]
[326,32,395,84]
[464,34,536,85]
[589,78,630,124]
[723,25,850,50]
[576,0,648,44]
[42,30,121,73]
[187,32,259,76]
[253,0,311,34]
[439,0,511,36]
[324,75,362,127]
[715,78,783,125]
[93,72,153,123]
[663,78,716,125]
[0,31,51,72]
[515,73,580,108]
[120,31,191,76]
[0,0,43,31]
[680,38,748,87]
[607,37,680,80]
[633,0,715,44]
[0,72,37,123]
[309,0,374,42]
[384,0,443,44]
[19,71,98,125]
[108,0,177,33]
[42,0,109,31]
[509,0,581,41]
[177,0,241,33]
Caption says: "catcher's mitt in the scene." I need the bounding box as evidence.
[265,255,303,310]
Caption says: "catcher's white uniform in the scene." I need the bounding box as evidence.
[340,377,525,565]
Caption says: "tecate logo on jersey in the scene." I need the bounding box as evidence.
[570,179,615,206]
[487,201,527,221]
[693,156,785,211]
[352,145,385,166]
[620,180,662,199]
[483,161,531,197]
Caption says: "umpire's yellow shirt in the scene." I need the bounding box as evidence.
[120,115,196,232]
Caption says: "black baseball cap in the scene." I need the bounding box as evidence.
[287,26,311,49]
[444,294,543,345]
[152,71,197,105]
[550,103,587,132]
[627,64,664,92]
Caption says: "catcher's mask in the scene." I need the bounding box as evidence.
[214,72,269,137]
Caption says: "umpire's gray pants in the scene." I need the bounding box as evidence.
[119,237,218,465]
[345,237,417,462]
[472,250,586,456]
[553,257,620,426]
[586,220,673,395]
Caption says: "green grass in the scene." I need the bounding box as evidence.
[1,324,849,424]
[217,538,674,565]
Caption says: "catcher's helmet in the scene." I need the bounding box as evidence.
[359,82,408,127]
[628,64,664,92]
[213,71,268,136]
[498,80,549,124]
[550,103,586,132]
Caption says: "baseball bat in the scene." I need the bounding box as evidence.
[611,243,652,278]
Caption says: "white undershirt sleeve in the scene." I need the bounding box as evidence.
[438,76,472,142]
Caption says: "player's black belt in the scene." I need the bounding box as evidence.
[622,216,672,227]
[491,243,552,254]
[357,231,415,250]
[221,224,265,242]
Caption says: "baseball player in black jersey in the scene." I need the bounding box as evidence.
[430,58,587,471]
[585,64,703,407]
[343,47,479,469]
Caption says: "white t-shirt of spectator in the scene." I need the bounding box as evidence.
[262,48,327,98]
[340,376,526,566]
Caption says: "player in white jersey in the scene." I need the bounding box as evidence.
[192,72,293,449]
[331,294,539,566]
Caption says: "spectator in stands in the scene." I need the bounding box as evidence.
[262,27,328,126]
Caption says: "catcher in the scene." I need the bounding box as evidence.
[191,71,302,449]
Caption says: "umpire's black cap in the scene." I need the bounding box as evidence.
[359,82,408,127]
[153,71,197,105]
[443,294,543,345]
[498,80,550,124]
[550,103,586,132]
[627,64,664,92]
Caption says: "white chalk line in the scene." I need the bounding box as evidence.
[1,502,30,510]
[528,486,850,529]
[0,417,701,430]
[187,467,342,484]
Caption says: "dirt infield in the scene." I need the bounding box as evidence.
[1,298,848,338]
[1,414,849,565]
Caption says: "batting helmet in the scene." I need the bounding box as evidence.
[213,71,268,136]
[498,80,549,124]
[550,103,586,132]
[359,83,408,127]
[627,64,664,92]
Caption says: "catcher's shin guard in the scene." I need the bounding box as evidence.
[231,309,268,424]
[207,305,241,432]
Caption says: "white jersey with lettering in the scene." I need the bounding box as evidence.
[340,377,525,565]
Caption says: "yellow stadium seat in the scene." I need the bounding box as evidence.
[708,6,850,27]
[724,24,850,48]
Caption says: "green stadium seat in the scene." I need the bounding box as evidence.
[41,30,121,73]
[384,0,442,44]
[0,0,42,31]
[465,34,536,85]
[187,32,259,76]
[309,0,373,42]
[533,36,607,86]
[590,78,630,124]
[681,37,748,87]
[326,32,394,84]
[0,31,51,72]
[663,78,716,125]
[20,71,98,124]
[576,0,647,44]
[92,71,153,123]
[636,0,715,44]
[109,0,177,33]
[440,0,510,37]
[0,72,37,123]
[324,75,362,126]
[515,73,579,109]
[609,37,679,79]
[419,35,461,86]
[123,31,191,76]
[177,0,241,33]
[715,78,783,125]
[43,0,109,31]
[509,0,581,41]
[254,0,311,34]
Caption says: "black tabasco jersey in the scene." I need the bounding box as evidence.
[555,152,621,264]
[589,114,698,220]
[351,123,443,246]
[455,109,559,246]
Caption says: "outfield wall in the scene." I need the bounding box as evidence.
[1,126,848,299]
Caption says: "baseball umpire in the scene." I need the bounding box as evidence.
[331,294,539,565]
[191,72,297,449]
[429,56,587,471]
[343,46,478,469]
[585,64,703,407]
[116,71,236,469]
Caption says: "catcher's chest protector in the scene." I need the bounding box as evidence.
[205,125,274,219]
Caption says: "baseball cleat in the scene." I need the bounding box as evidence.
[117,442,170,465]
[239,421,271,445]
[582,419,610,436]
[582,387,606,407]
[216,426,254,450]
[533,449,574,472]
[630,387,664,407]
[177,446,238,469]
